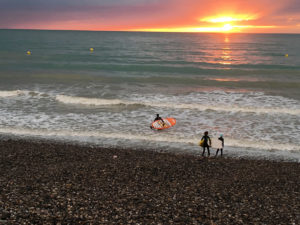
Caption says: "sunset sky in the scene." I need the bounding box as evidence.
[1,0,300,33]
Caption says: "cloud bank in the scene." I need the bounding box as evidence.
[0,0,299,33]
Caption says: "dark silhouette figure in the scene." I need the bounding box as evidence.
[201,131,211,157]
[150,114,165,129]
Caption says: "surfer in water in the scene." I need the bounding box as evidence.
[154,114,165,125]
[150,114,165,129]
[201,131,212,157]
[154,114,164,123]
[215,134,224,157]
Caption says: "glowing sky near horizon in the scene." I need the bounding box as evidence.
[0,0,300,33]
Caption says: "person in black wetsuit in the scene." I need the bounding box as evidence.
[154,114,164,123]
[201,131,212,157]
[150,114,165,129]
[154,114,165,125]
[215,134,224,157]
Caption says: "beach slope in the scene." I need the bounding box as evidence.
[0,139,299,224]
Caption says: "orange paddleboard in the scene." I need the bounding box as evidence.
[151,118,176,130]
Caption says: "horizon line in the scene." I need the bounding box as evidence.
[1,28,300,35]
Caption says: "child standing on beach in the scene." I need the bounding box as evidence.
[215,134,224,157]
[200,131,211,157]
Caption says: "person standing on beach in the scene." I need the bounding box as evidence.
[201,131,211,157]
[215,134,224,157]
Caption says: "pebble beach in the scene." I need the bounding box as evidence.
[0,139,299,224]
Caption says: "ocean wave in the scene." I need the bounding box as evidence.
[56,95,300,115]
[2,91,299,115]
[0,127,299,152]
[56,95,132,106]
[148,102,300,115]
[0,90,23,97]
[0,90,48,98]
[224,138,299,152]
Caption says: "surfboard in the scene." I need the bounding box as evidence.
[211,138,223,149]
[151,118,176,130]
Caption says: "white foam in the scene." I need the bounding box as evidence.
[146,102,300,115]
[0,127,299,152]
[55,95,300,116]
[0,90,23,97]
[0,90,48,98]
[225,137,299,152]
[56,95,131,106]
[2,91,299,115]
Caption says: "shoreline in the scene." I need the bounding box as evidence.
[1,133,299,163]
[1,138,299,224]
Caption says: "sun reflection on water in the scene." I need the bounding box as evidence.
[183,33,261,67]
[220,35,232,65]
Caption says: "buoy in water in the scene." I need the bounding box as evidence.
[27,51,31,55]
[90,48,94,52]
[285,54,288,57]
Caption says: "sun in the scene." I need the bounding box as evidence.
[128,14,263,33]
[126,13,277,33]
[222,24,233,32]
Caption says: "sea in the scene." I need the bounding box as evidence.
[0,29,299,161]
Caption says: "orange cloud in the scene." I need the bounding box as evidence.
[0,0,299,33]
[200,15,258,23]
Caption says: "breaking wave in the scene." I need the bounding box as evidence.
[0,90,23,97]
[0,90,48,98]
[56,95,300,116]
[0,127,299,152]
[56,95,131,106]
